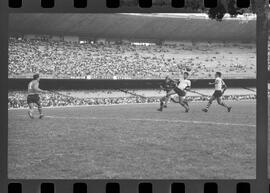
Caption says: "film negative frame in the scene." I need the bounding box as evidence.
[1,0,269,192]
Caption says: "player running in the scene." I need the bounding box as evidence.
[202,72,232,113]
[158,76,177,109]
[158,72,191,112]
[27,74,47,119]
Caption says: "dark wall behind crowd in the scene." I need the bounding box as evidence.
[8,79,256,90]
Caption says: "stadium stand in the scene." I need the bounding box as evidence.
[8,14,260,109]
[9,37,256,79]
[8,89,257,109]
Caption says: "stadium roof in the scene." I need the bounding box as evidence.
[9,13,256,42]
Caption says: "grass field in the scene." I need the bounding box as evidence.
[8,100,256,179]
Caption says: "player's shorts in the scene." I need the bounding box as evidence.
[173,87,186,97]
[27,94,41,107]
[213,90,223,98]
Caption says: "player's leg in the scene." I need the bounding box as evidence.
[170,95,179,103]
[158,96,166,111]
[179,96,189,112]
[164,94,171,108]
[37,103,44,119]
[27,95,34,119]
[28,103,34,119]
[36,96,44,119]
[216,97,232,112]
[202,95,215,112]
[183,97,189,107]
[158,90,174,111]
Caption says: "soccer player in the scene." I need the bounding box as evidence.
[158,72,191,112]
[172,72,191,112]
[27,74,47,119]
[158,76,176,110]
[202,72,232,112]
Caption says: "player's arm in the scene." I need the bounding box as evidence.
[209,78,218,85]
[167,77,178,86]
[160,78,169,90]
[222,81,227,94]
[160,84,168,91]
[184,81,191,91]
[166,76,174,82]
[185,86,191,91]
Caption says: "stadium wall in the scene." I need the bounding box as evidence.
[8,79,256,90]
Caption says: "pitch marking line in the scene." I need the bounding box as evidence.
[44,115,256,128]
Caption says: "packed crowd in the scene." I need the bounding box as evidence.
[8,90,256,109]
[9,37,256,79]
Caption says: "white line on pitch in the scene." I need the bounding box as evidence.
[44,115,255,127]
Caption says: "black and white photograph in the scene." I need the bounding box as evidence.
[267,22,270,178]
[8,13,257,179]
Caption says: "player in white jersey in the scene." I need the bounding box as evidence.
[158,72,191,112]
[173,72,191,112]
[202,72,232,112]
[27,74,47,119]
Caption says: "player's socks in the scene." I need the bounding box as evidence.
[158,101,164,111]
[219,102,231,112]
[202,101,211,112]
[39,114,44,119]
[38,107,42,115]
[164,97,169,108]
[157,104,163,111]
[206,103,211,109]
[28,110,34,119]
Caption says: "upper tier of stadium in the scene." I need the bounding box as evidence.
[9,13,256,42]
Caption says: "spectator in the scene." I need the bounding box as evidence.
[8,90,256,109]
[8,37,256,79]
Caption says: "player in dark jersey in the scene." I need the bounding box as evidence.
[27,74,47,119]
[158,76,178,111]
[160,76,177,107]
[158,73,191,112]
